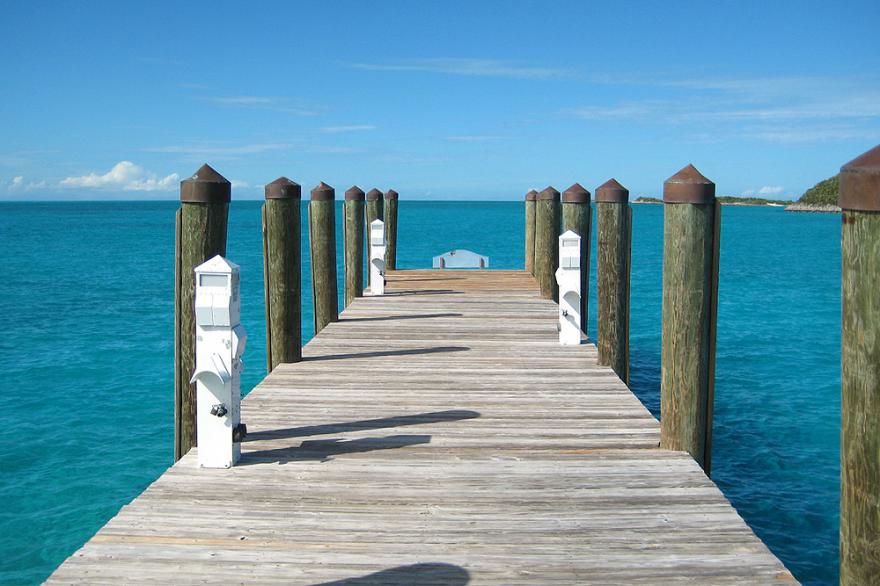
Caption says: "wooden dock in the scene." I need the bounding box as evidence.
[49,270,795,584]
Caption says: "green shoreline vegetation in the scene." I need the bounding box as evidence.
[795,174,839,206]
[633,173,841,212]
[633,196,792,206]
[785,173,840,212]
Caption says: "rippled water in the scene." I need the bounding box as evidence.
[0,201,839,584]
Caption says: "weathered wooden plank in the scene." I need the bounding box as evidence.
[48,269,794,585]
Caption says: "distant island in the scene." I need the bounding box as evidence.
[632,174,841,213]
[784,174,840,213]
[633,195,791,206]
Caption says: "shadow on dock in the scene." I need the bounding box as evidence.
[341,312,463,322]
[304,346,469,362]
[390,276,468,282]
[384,289,465,296]
[246,410,480,441]
[315,563,470,585]
[241,434,432,465]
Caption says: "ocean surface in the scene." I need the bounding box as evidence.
[0,201,840,585]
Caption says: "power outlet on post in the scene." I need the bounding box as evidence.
[190,255,247,468]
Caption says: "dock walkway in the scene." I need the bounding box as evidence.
[49,270,795,584]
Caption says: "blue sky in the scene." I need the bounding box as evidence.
[1,0,878,201]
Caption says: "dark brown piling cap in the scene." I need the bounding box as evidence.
[385,189,399,200]
[563,183,591,203]
[538,186,560,201]
[663,164,715,204]
[840,144,880,211]
[180,164,231,203]
[595,178,629,203]
[344,186,365,201]
[525,189,538,201]
[310,182,335,201]
[366,188,383,201]
[265,177,301,200]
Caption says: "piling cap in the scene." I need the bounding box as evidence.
[385,189,399,200]
[264,177,301,200]
[525,189,538,201]
[563,183,591,203]
[538,186,560,201]
[595,178,629,203]
[663,164,715,204]
[840,144,880,211]
[344,186,365,201]
[366,188,383,201]
[180,164,231,203]
[310,182,335,201]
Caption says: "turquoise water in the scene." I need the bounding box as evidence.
[0,201,839,585]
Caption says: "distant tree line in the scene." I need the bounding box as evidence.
[631,173,840,207]
[632,195,791,205]
[796,174,839,206]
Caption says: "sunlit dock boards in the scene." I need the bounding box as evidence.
[48,270,795,584]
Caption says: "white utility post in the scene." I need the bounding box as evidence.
[190,255,247,468]
[369,219,386,295]
[554,230,583,345]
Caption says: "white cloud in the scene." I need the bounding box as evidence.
[201,96,320,116]
[230,179,250,189]
[307,145,364,155]
[567,74,880,143]
[60,161,179,192]
[739,126,880,144]
[569,103,658,120]
[571,96,880,124]
[143,143,292,158]
[144,141,362,159]
[320,125,376,133]
[444,135,507,142]
[743,186,786,197]
[209,96,276,107]
[350,58,571,80]
[3,175,49,193]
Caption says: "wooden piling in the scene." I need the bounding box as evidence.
[366,189,384,287]
[563,184,591,334]
[262,177,302,373]
[534,186,561,301]
[839,144,880,585]
[659,164,720,474]
[384,189,399,270]
[309,182,338,336]
[174,164,230,462]
[525,190,537,274]
[344,186,365,307]
[595,179,631,384]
